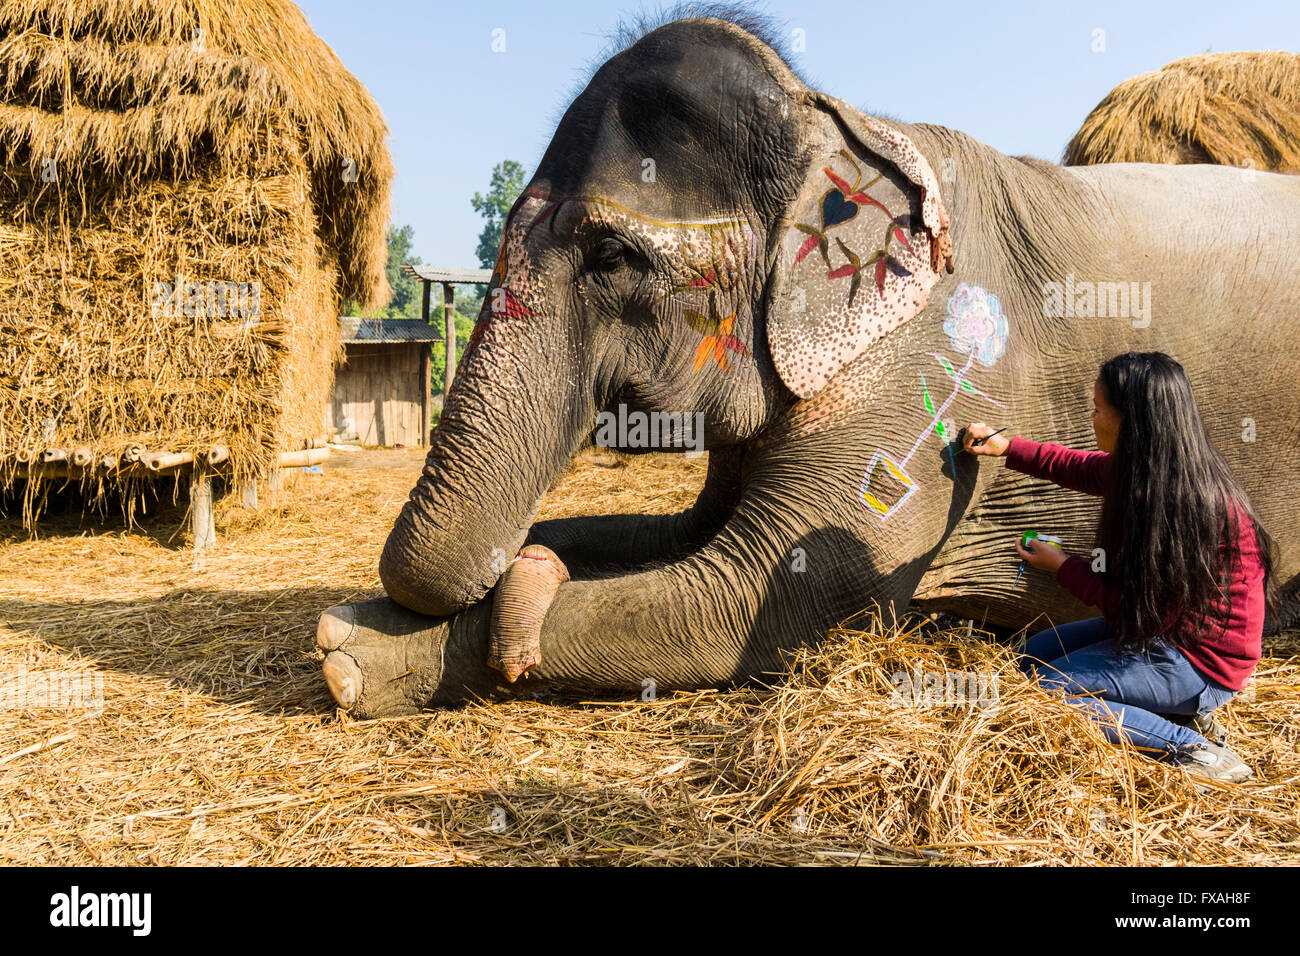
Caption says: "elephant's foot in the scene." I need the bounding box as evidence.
[488,545,569,682]
[316,597,456,718]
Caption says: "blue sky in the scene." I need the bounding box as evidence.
[296,0,1299,266]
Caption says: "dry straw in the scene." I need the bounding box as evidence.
[1064,51,1300,171]
[1,451,1296,865]
[0,0,393,520]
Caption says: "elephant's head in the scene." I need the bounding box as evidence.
[379,17,954,617]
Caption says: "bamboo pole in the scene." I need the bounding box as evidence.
[71,446,93,467]
[26,461,144,479]
[207,445,230,466]
[19,453,205,480]
[42,447,67,463]
[277,448,330,468]
[142,451,195,472]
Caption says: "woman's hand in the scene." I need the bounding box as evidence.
[1016,537,1069,573]
[962,422,1011,457]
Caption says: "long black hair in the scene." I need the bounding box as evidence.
[1095,351,1278,651]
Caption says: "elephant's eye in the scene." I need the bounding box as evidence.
[592,237,625,272]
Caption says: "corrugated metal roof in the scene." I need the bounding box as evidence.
[404,264,493,284]
[340,317,444,343]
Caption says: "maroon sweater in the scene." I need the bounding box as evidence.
[1005,436,1264,690]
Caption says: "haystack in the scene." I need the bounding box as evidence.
[1064,51,1300,172]
[0,0,392,519]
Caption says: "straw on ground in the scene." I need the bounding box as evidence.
[1,450,1296,865]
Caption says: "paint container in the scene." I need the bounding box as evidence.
[1016,531,1064,582]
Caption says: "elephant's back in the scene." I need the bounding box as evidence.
[1063,162,1300,280]
[1065,161,1300,213]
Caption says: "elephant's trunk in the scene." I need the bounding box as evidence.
[488,543,570,682]
[379,314,588,617]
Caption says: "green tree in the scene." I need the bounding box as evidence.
[381,223,422,317]
[428,290,482,396]
[470,160,527,269]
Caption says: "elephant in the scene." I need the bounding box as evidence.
[316,14,1300,718]
[1064,51,1300,172]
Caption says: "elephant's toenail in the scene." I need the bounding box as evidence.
[316,605,356,652]
[322,651,361,708]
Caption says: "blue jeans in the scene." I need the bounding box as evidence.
[1019,617,1236,756]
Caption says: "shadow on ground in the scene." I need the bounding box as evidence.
[0,586,382,716]
[0,478,196,549]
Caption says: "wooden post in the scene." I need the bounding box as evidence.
[242,483,259,510]
[420,276,432,445]
[419,342,431,446]
[190,470,216,553]
[443,281,456,403]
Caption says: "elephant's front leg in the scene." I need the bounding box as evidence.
[317,449,743,712]
[317,547,779,718]
[318,494,934,717]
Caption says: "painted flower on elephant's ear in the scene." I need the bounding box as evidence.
[788,157,916,303]
[825,228,914,305]
[943,283,1009,367]
[793,162,891,269]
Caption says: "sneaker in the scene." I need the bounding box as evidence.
[1191,713,1228,747]
[1166,712,1228,746]
[1170,741,1254,783]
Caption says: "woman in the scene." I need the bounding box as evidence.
[964,351,1276,783]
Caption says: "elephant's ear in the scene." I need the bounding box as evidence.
[768,92,955,399]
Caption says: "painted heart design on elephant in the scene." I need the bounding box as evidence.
[819,188,860,228]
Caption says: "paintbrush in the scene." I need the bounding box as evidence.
[970,426,1009,447]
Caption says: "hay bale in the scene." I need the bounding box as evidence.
[1064,51,1300,172]
[0,0,393,519]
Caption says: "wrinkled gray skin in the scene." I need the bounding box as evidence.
[317,17,1300,717]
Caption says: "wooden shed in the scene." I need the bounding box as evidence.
[329,318,443,447]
